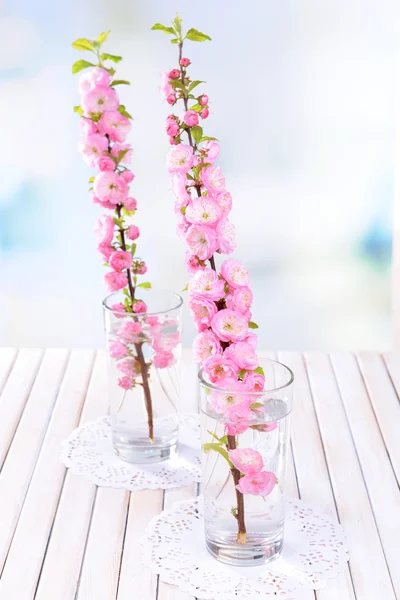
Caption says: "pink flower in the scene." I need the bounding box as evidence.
[166,144,194,173]
[117,357,140,376]
[169,69,180,79]
[167,93,177,105]
[95,155,115,172]
[133,301,147,313]
[78,133,109,167]
[171,173,191,206]
[109,340,129,359]
[111,302,126,315]
[253,422,277,433]
[104,271,128,292]
[217,219,236,254]
[94,171,128,205]
[153,351,175,368]
[79,67,111,94]
[124,197,137,211]
[209,379,250,416]
[230,287,253,314]
[221,259,249,289]
[203,140,220,164]
[185,198,222,228]
[132,259,147,275]
[188,269,225,301]
[111,143,133,163]
[92,195,115,210]
[160,71,173,99]
[200,94,209,106]
[243,371,265,392]
[188,295,218,331]
[200,165,226,194]
[193,331,221,363]
[229,448,264,475]
[224,341,258,370]
[127,225,140,240]
[118,321,142,342]
[109,250,132,272]
[94,214,114,245]
[118,375,134,390]
[82,85,119,114]
[224,422,249,436]
[200,108,209,119]
[184,110,199,127]
[166,118,180,137]
[211,309,248,343]
[120,170,134,184]
[236,471,277,496]
[79,117,98,137]
[185,225,218,261]
[203,355,239,384]
[98,109,131,143]
[225,402,252,429]
[97,243,113,261]
[180,57,191,67]
[184,252,206,274]
[214,190,232,216]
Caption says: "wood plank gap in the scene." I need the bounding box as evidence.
[114,492,132,600]
[73,488,99,600]
[0,349,18,397]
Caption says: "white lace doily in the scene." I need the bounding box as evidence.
[61,413,201,490]
[141,495,349,599]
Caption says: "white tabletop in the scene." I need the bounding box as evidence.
[0,348,398,599]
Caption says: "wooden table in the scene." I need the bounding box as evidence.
[0,348,399,600]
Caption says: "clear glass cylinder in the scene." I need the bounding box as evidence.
[199,357,294,566]
[103,289,183,464]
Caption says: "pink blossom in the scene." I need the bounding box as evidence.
[166,144,194,173]
[230,286,253,314]
[109,340,129,359]
[224,422,249,436]
[185,198,222,228]
[184,110,199,127]
[188,268,225,301]
[221,259,249,289]
[169,136,179,145]
[200,108,209,119]
[236,471,277,496]
[94,214,114,245]
[243,371,265,392]
[117,357,140,376]
[200,165,226,194]
[111,143,133,163]
[132,259,147,274]
[82,85,119,114]
[200,95,209,106]
[213,191,232,216]
[119,170,134,184]
[225,402,252,430]
[180,57,191,67]
[203,355,239,384]
[133,301,147,313]
[153,330,180,353]
[118,321,142,342]
[95,155,115,172]
[193,331,221,363]
[184,252,205,274]
[92,195,115,210]
[211,309,248,343]
[153,351,175,368]
[217,219,236,254]
[111,302,126,315]
[78,133,108,167]
[176,216,190,241]
[188,295,218,331]
[203,140,220,164]
[124,197,137,211]
[185,225,217,261]
[229,448,264,475]
[167,93,177,105]
[127,225,140,240]
[109,250,132,272]
[167,120,179,137]
[104,271,128,292]
[79,117,98,137]
[253,422,277,433]
[97,243,113,261]
[94,171,128,205]
[169,68,180,79]
[224,341,258,370]
[98,110,131,143]
[160,71,173,99]
[79,67,111,94]
[118,375,134,390]
[171,173,191,206]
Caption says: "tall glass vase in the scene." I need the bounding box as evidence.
[103,289,183,464]
[199,357,294,565]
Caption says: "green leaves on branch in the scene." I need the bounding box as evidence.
[117,148,130,163]
[72,59,95,74]
[138,282,152,289]
[185,28,211,42]
[111,79,130,86]
[73,105,84,116]
[72,38,96,52]
[170,79,187,96]
[118,105,133,119]
[101,52,122,63]
[254,366,265,376]
[188,80,204,92]
[189,102,202,112]
[200,136,218,142]
[248,321,259,329]
[151,15,210,44]
[151,23,176,35]
[191,126,203,144]
[97,31,110,45]
[202,443,232,467]
[207,430,228,445]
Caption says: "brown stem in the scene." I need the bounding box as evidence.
[227,435,247,543]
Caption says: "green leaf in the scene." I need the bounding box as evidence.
[118,105,133,119]
[200,136,218,142]
[182,284,188,292]
[122,207,135,217]
[130,243,137,256]
[254,366,265,376]
[238,369,247,379]
[117,148,130,163]
[191,125,203,144]
[202,443,232,467]
[107,67,116,76]
[250,402,264,409]
[207,430,228,445]
[72,38,95,52]
[248,321,259,329]
[88,176,95,183]
[170,79,186,92]
[188,80,204,92]
[73,105,84,116]
[151,23,176,35]
[180,206,186,215]
[138,282,152,289]
[170,38,179,44]
[185,28,211,42]
[111,79,130,86]
[72,59,95,74]
[173,13,182,37]
[189,102,202,112]
[101,52,122,63]
[97,30,111,45]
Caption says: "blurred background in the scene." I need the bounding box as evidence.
[0,0,397,350]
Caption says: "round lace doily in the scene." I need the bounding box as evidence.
[141,495,349,599]
[61,413,201,490]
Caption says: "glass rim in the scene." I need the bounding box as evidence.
[102,288,184,317]
[198,358,294,395]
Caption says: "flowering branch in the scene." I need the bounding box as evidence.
[72,31,154,441]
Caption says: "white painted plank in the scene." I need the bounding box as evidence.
[0,348,43,469]
[0,348,17,396]
[331,352,400,595]
[305,352,396,600]
[35,351,109,600]
[0,350,95,599]
[0,348,68,574]
[359,352,400,481]
[279,351,355,600]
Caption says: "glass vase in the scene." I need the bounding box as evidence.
[199,357,294,566]
[103,289,183,464]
